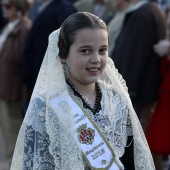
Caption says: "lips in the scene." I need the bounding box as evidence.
[86,67,100,72]
[86,67,100,76]
[88,68,99,72]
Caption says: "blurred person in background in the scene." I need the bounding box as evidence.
[108,0,131,56]
[22,0,76,109]
[111,0,166,169]
[73,0,116,24]
[0,0,32,167]
[146,9,170,170]
[111,0,166,130]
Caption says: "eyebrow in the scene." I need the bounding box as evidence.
[78,45,108,49]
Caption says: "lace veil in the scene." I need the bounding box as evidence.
[11,28,155,170]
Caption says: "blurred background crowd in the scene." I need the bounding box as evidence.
[0,0,169,170]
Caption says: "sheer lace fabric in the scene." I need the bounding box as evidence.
[11,29,155,170]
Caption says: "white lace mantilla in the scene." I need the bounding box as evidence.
[11,29,155,170]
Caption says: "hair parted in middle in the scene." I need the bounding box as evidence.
[58,12,108,59]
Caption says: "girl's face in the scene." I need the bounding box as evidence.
[67,28,108,88]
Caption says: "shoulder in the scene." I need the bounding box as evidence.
[25,94,46,120]
[29,95,46,111]
[8,18,31,37]
[12,17,31,31]
[29,89,46,107]
[132,2,161,19]
[98,80,116,96]
[21,16,32,28]
[19,17,32,32]
[23,95,47,132]
[124,3,159,30]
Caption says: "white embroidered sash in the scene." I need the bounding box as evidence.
[49,91,124,170]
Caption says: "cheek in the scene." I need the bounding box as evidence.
[68,58,83,73]
[71,57,87,68]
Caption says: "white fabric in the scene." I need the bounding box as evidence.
[11,28,155,170]
[0,19,20,50]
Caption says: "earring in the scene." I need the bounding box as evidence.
[63,60,68,79]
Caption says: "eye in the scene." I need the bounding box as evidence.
[80,49,91,54]
[99,48,108,54]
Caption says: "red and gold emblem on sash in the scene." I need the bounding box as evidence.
[77,124,95,145]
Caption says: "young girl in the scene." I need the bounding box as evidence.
[11,12,155,170]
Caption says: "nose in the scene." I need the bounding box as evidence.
[90,52,101,63]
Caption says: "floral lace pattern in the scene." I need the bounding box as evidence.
[11,98,55,170]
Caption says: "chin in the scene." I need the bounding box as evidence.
[86,77,99,84]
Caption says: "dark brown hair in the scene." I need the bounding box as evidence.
[58,12,108,59]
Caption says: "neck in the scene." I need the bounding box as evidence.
[67,79,97,108]
[71,81,96,98]
[81,86,96,101]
